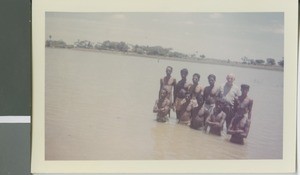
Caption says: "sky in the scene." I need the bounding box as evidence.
[46,12,284,62]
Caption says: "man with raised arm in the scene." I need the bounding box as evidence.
[205,98,227,136]
[191,74,218,129]
[174,68,192,119]
[228,84,253,145]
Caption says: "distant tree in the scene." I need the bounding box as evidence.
[45,40,51,47]
[75,40,93,49]
[49,40,66,48]
[117,41,129,52]
[241,56,249,64]
[101,40,111,50]
[266,58,276,65]
[278,60,284,67]
[136,48,144,54]
[250,59,255,65]
[45,35,53,47]
[199,54,206,59]
[94,42,102,50]
[255,59,265,65]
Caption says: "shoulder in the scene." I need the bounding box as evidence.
[191,99,198,107]
[221,111,226,117]
[171,77,176,83]
[217,110,225,116]
[185,81,192,85]
[184,82,192,88]
[249,98,253,105]
[164,98,171,104]
[197,84,203,90]
[213,84,220,90]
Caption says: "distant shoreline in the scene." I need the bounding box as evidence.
[47,47,284,72]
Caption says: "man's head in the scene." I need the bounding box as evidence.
[226,73,235,86]
[192,73,200,84]
[166,66,173,76]
[180,68,188,79]
[185,91,191,100]
[208,74,216,86]
[241,84,250,95]
[159,88,168,99]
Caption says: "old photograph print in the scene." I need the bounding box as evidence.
[45,12,283,160]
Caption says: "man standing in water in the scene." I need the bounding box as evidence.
[159,66,176,116]
[203,75,219,119]
[191,74,218,130]
[174,68,192,119]
[153,88,171,122]
[228,84,253,145]
[178,91,198,125]
[218,73,241,130]
[189,73,204,100]
[205,98,227,136]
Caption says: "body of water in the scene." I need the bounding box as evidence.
[45,48,283,160]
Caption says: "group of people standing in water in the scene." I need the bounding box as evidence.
[153,66,253,145]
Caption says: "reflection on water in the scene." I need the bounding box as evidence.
[45,48,283,160]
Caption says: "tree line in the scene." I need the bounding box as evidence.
[46,38,191,59]
[45,36,283,67]
[241,56,284,67]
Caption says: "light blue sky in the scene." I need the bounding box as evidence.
[46,12,283,61]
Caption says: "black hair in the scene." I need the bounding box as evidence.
[193,73,200,79]
[208,74,216,80]
[241,84,250,90]
[180,68,188,74]
[166,66,173,71]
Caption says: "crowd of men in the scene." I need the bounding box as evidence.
[153,66,253,145]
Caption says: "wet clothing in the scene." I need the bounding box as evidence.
[230,134,244,145]
[178,98,198,125]
[219,83,241,129]
[229,113,250,145]
[153,98,170,123]
[219,83,241,106]
[160,76,176,103]
[203,103,215,116]
[206,110,226,136]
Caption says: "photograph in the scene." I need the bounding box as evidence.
[31,0,297,173]
[45,12,284,160]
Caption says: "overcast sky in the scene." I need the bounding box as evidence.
[46,12,284,61]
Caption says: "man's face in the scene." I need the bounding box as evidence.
[226,75,235,85]
[208,77,215,86]
[185,93,191,100]
[181,71,187,79]
[241,88,249,95]
[160,90,167,99]
[193,75,199,84]
[166,67,172,76]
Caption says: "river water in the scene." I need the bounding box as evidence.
[45,48,283,160]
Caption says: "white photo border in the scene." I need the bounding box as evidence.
[31,0,297,173]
